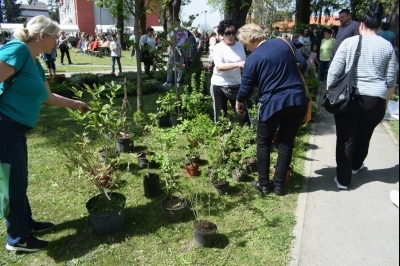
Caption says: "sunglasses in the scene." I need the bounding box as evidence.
[224,31,236,36]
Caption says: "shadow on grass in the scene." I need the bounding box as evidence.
[42,201,166,263]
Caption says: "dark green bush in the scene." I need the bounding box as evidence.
[69,73,98,87]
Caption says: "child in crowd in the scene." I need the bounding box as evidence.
[307,44,319,76]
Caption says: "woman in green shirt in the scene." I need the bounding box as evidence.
[0,15,89,252]
[319,29,336,82]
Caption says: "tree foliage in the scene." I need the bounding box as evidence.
[224,0,253,28]
[206,0,224,20]
[2,0,24,23]
[310,0,342,25]
[389,0,398,49]
[251,0,294,32]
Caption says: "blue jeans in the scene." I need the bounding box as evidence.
[166,50,184,83]
[0,113,35,245]
[111,56,122,74]
[319,60,330,81]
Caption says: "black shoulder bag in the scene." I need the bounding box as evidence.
[0,57,29,102]
[324,35,362,114]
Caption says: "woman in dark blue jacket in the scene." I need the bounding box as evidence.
[236,24,308,196]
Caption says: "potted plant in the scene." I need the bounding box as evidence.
[149,126,187,222]
[189,192,218,248]
[61,132,126,235]
[115,78,135,153]
[185,145,201,178]
[180,71,211,120]
[154,91,181,127]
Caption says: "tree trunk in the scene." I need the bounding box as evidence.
[389,0,399,50]
[135,0,143,111]
[295,0,311,24]
[139,0,146,35]
[224,0,252,29]
[116,0,125,50]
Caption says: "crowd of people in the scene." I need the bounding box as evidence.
[0,1,398,253]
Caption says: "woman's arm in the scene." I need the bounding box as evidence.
[44,81,89,113]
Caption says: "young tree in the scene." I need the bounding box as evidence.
[310,0,341,25]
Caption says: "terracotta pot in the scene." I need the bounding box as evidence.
[185,162,199,177]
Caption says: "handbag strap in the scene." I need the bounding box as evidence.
[346,35,362,80]
[277,37,311,99]
[0,56,29,102]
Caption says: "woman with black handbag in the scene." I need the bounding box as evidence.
[235,24,308,196]
[58,31,72,65]
[139,27,156,76]
[327,2,397,190]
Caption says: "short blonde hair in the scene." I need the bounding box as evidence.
[14,15,60,43]
[237,24,266,47]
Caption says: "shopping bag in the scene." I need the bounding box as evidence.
[0,162,10,219]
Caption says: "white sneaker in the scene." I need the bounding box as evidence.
[352,163,364,175]
[390,190,399,208]
[334,177,348,190]
[162,82,171,88]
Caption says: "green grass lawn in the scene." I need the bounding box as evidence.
[42,50,139,73]
[0,88,311,265]
[388,120,399,142]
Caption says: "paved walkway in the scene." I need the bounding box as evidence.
[290,89,399,265]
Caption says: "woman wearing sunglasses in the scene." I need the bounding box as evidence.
[210,19,249,126]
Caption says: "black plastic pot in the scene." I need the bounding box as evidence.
[194,220,218,248]
[170,114,182,127]
[158,113,171,127]
[212,179,230,195]
[161,196,187,223]
[246,158,258,174]
[138,154,149,169]
[116,133,134,153]
[143,173,163,198]
[86,193,126,235]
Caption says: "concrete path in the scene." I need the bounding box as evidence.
[290,94,399,265]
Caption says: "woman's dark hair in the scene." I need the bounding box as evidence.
[146,27,154,33]
[360,2,384,29]
[324,28,332,34]
[217,19,237,35]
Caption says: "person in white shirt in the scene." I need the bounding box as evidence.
[211,19,249,126]
[139,27,157,75]
[109,34,122,75]
[162,20,188,87]
[208,32,217,62]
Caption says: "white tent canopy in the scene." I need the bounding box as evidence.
[95,25,134,33]
[59,24,80,33]
[0,23,23,31]
[150,26,164,32]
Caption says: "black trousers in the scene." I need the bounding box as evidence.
[334,95,386,186]
[60,47,72,64]
[211,85,250,126]
[257,105,307,188]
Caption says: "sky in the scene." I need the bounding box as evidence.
[18,0,222,28]
[181,0,222,29]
